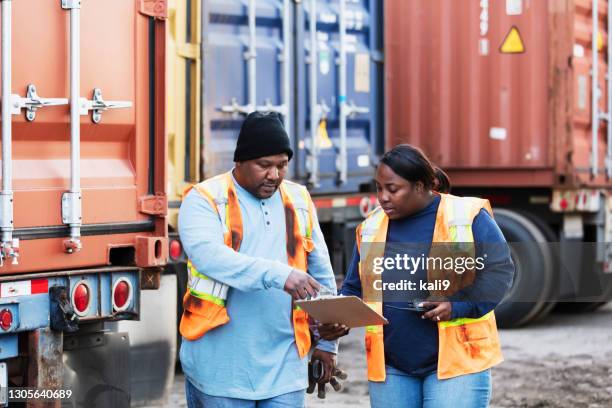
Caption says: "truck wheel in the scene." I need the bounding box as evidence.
[516,211,560,322]
[493,209,555,327]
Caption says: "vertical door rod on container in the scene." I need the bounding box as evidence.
[220,0,257,115]
[0,0,18,266]
[247,0,256,112]
[337,0,348,184]
[308,0,320,186]
[592,0,600,178]
[61,0,82,253]
[256,1,291,126]
[607,0,612,178]
[282,0,291,132]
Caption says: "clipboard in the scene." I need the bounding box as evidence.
[295,296,388,328]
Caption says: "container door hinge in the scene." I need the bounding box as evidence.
[139,195,167,217]
[220,97,254,117]
[0,239,19,267]
[79,88,132,124]
[61,192,82,225]
[11,84,68,122]
[343,100,370,118]
[138,0,168,19]
[60,0,81,10]
[256,99,288,116]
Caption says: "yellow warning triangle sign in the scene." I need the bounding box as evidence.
[500,26,525,54]
[317,120,333,149]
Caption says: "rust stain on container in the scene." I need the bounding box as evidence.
[385,0,610,188]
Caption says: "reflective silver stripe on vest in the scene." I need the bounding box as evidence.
[358,207,386,265]
[448,197,475,243]
[282,181,313,238]
[189,275,230,301]
[201,173,231,236]
[187,173,231,302]
[444,197,476,274]
[361,208,385,243]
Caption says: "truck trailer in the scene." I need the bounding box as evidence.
[0,1,169,406]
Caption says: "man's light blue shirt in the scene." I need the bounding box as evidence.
[178,172,338,400]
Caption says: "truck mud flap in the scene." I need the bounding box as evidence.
[62,332,130,408]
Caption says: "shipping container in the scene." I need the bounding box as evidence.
[385,0,610,188]
[192,0,384,194]
[295,0,384,194]
[0,1,170,406]
[385,0,612,326]
[5,1,167,271]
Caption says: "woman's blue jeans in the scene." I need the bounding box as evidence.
[369,365,491,408]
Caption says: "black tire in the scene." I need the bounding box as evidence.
[493,209,555,328]
[516,211,559,322]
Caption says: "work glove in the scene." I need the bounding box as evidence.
[307,359,348,399]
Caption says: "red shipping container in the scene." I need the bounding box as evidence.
[0,0,167,274]
[385,0,611,188]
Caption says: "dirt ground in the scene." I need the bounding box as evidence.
[169,303,612,407]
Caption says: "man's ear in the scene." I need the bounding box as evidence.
[235,162,242,168]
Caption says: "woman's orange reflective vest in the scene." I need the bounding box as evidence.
[179,172,315,358]
[356,193,504,381]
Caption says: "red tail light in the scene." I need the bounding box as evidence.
[72,282,91,316]
[169,239,182,260]
[0,309,12,331]
[113,279,132,311]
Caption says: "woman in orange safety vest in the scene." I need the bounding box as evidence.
[320,144,514,408]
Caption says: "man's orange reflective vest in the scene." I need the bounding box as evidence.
[356,193,504,381]
[179,172,315,358]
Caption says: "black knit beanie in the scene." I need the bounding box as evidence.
[233,111,293,162]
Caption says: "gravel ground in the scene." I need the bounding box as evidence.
[169,304,612,407]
